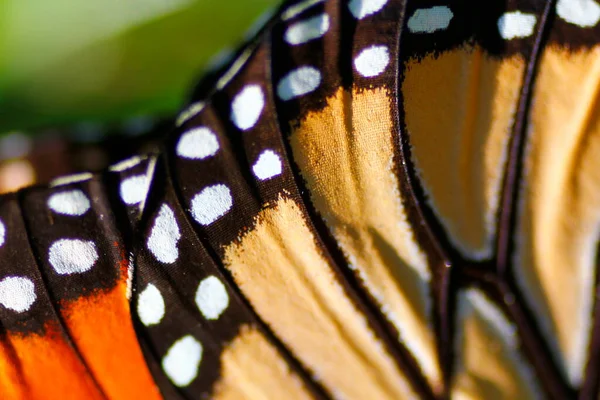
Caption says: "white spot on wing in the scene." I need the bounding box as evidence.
[191,184,233,226]
[138,156,158,219]
[557,0,600,27]
[285,13,330,45]
[216,49,254,91]
[282,0,325,20]
[0,277,36,312]
[195,276,229,320]
[348,0,388,19]
[354,45,390,77]
[137,283,165,326]
[0,220,6,247]
[109,156,144,172]
[252,150,283,181]
[147,204,181,264]
[120,175,150,205]
[176,102,205,127]
[48,190,91,216]
[50,173,93,187]
[162,335,203,387]
[176,127,220,160]
[277,66,322,101]
[48,239,99,275]
[126,251,134,300]
[407,6,454,33]
[230,85,265,130]
[498,11,537,39]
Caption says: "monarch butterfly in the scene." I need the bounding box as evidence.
[0,0,598,398]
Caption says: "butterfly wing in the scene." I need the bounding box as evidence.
[2,0,600,399]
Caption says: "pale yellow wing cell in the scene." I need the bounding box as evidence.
[403,46,525,260]
[223,197,416,399]
[451,289,541,400]
[213,325,313,400]
[514,45,600,386]
[288,87,440,390]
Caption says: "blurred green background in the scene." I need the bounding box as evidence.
[0,0,277,131]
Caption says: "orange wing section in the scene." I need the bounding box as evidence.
[57,248,162,399]
[0,249,161,399]
[0,322,103,400]
[402,46,525,260]
[59,287,162,399]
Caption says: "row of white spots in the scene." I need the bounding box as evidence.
[0,189,105,312]
[176,124,282,182]
[45,187,101,277]
[280,6,394,89]
[137,276,228,386]
[140,118,233,385]
[0,218,99,312]
[140,200,231,386]
[281,4,389,79]
[147,205,181,264]
[175,0,598,142]
[137,275,229,327]
[48,189,91,216]
[283,0,389,34]
[174,1,376,229]
[227,86,284,180]
[307,0,599,50]
[0,218,37,313]
[406,1,600,40]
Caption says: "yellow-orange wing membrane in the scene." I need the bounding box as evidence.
[2,0,600,399]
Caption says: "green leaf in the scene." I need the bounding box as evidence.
[0,0,278,131]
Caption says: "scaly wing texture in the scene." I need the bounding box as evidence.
[1,0,600,399]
